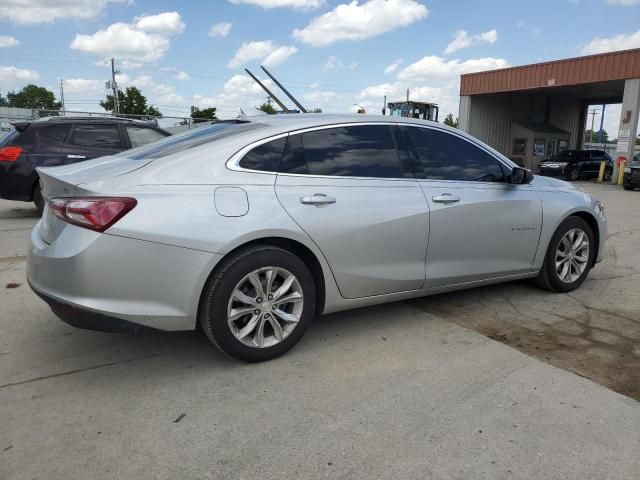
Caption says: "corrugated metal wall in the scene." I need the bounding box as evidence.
[465,94,512,154]
[548,96,583,149]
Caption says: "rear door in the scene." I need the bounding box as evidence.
[275,124,429,299]
[401,125,542,288]
[63,123,125,162]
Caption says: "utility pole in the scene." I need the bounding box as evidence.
[382,95,386,115]
[59,79,65,116]
[588,108,599,145]
[111,57,120,115]
[406,89,410,102]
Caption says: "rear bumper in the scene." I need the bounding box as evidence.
[623,171,640,187]
[27,223,222,331]
[0,162,36,201]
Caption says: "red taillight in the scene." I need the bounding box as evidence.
[0,146,23,162]
[49,197,137,232]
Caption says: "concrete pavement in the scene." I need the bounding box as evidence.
[1,198,639,480]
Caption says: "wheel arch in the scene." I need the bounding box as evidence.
[197,236,327,324]
[568,210,600,267]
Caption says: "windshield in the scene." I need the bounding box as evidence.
[549,150,581,160]
[119,121,264,160]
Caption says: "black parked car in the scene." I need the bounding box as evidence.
[537,149,613,181]
[623,153,640,191]
[0,117,170,212]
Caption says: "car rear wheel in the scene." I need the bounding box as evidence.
[623,185,635,191]
[199,245,316,362]
[33,183,44,215]
[535,217,595,293]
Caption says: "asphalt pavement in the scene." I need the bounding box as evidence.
[1,197,639,480]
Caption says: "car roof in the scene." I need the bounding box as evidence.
[32,116,159,126]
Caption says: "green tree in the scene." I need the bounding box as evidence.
[0,93,8,107]
[310,107,322,113]
[636,134,640,146]
[257,102,278,114]
[5,84,61,115]
[100,86,162,118]
[190,106,217,123]
[443,113,458,128]
[584,129,609,143]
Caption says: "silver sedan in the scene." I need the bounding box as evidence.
[27,115,607,361]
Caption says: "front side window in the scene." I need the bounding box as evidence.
[126,126,167,148]
[238,136,287,171]
[279,125,410,178]
[404,127,505,182]
[71,124,122,148]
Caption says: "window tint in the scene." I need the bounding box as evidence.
[71,124,121,148]
[404,127,505,182]
[279,125,409,178]
[39,124,69,142]
[239,137,286,171]
[123,121,262,160]
[126,126,167,148]
[0,129,19,146]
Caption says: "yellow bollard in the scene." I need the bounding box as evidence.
[617,160,626,185]
[597,161,606,183]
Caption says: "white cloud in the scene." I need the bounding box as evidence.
[193,74,292,117]
[304,90,336,105]
[0,36,19,48]
[321,55,357,71]
[228,40,297,68]
[70,12,185,65]
[0,0,126,25]
[398,55,509,82]
[444,29,497,54]
[134,12,185,35]
[581,30,640,55]
[0,66,40,86]
[63,78,104,94]
[229,0,325,10]
[607,0,640,5]
[293,0,428,47]
[176,71,190,81]
[384,58,403,74]
[209,22,232,37]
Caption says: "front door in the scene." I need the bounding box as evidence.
[275,125,429,299]
[401,125,543,288]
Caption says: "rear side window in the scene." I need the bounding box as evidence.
[0,129,20,146]
[39,124,69,142]
[279,125,409,178]
[404,127,505,182]
[70,124,122,148]
[239,137,286,171]
[125,126,167,148]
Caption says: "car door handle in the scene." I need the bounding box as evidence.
[67,154,86,159]
[432,194,461,204]
[300,193,336,206]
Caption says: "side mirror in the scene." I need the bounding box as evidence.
[510,167,534,185]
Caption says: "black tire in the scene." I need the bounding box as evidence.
[33,182,44,215]
[623,184,635,191]
[199,245,316,362]
[567,168,580,181]
[535,216,595,293]
[603,169,612,182]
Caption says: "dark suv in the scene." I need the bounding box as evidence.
[0,117,170,212]
[537,149,613,181]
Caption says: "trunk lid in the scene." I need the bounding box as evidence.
[36,156,151,244]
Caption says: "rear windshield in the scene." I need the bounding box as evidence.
[121,121,263,160]
[0,129,19,146]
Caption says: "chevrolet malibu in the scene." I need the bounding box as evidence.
[27,115,607,362]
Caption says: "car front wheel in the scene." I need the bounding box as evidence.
[199,245,316,362]
[535,217,595,292]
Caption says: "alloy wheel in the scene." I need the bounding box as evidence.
[555,228,590,283]
[227,267,304,348]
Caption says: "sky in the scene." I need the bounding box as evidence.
[1,0,639,133]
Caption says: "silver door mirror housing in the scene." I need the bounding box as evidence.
[510,167,534,185]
